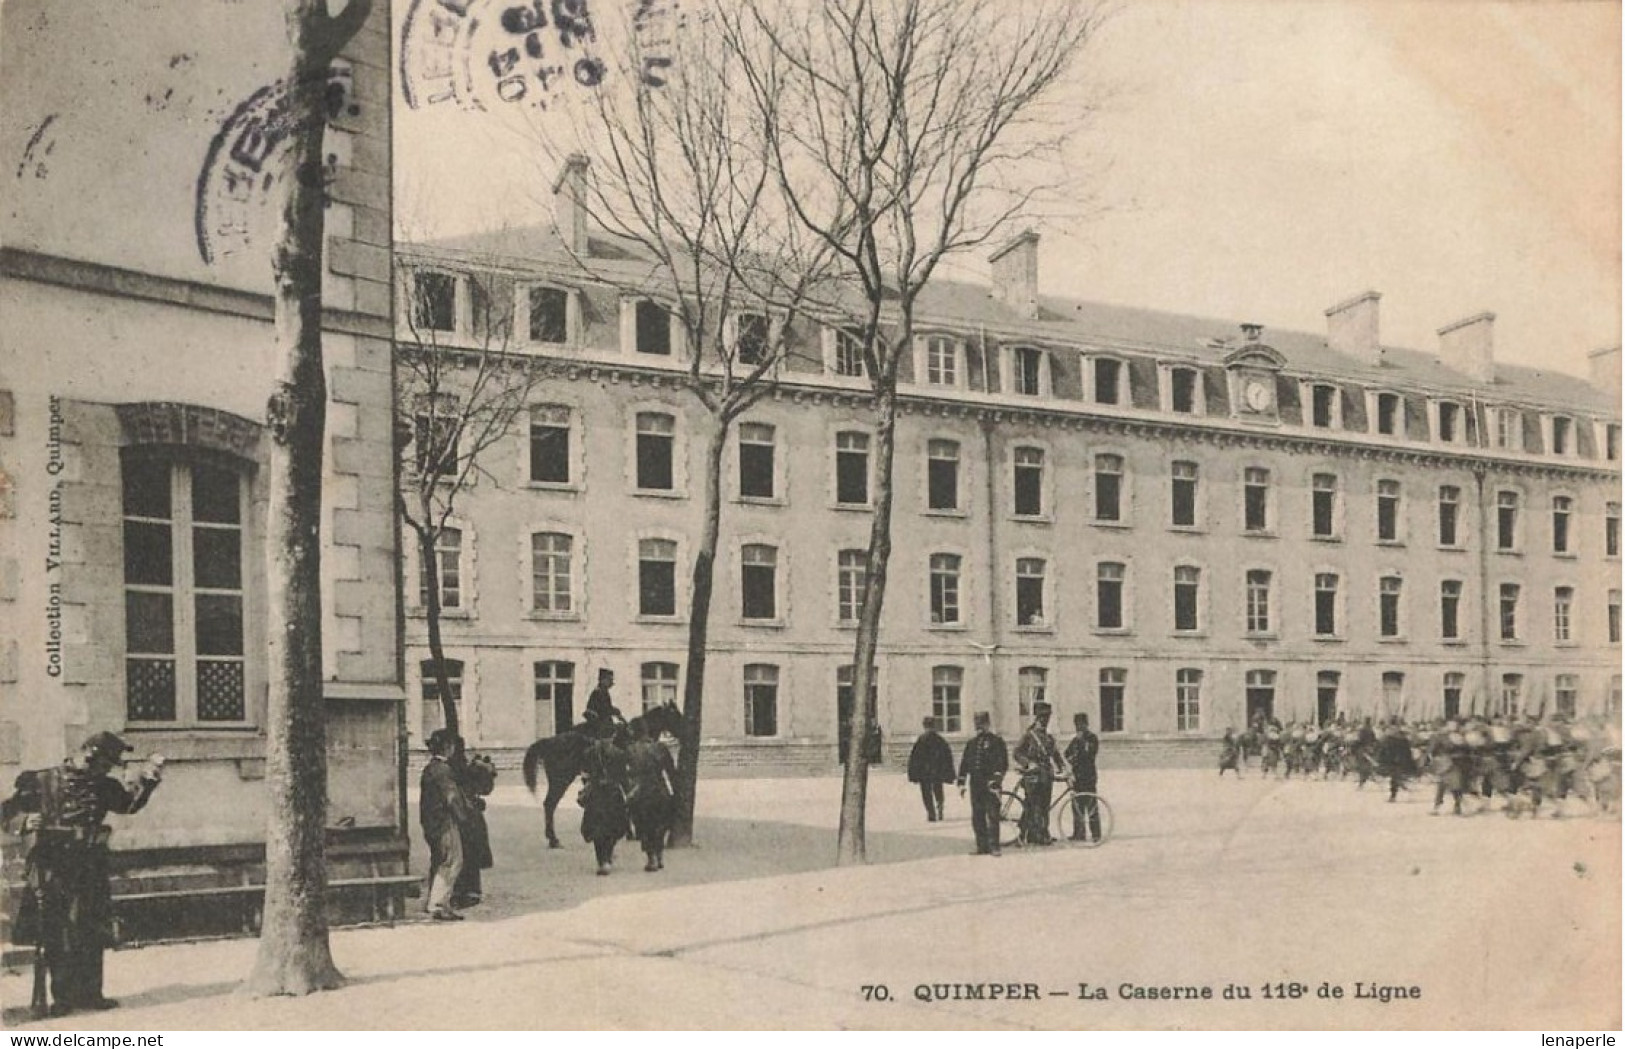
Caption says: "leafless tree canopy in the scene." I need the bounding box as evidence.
[732,0,1109,347]
[717,0,1110,862]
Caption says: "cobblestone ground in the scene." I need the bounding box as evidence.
[2,767,1618,1030]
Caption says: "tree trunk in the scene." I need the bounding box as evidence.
[836,384,899,865]
[671,422,730,847]
[246,0,369,999]
[415,520,460,737]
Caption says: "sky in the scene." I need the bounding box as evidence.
[394,0,1622,381]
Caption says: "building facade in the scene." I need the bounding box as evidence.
[1,1,408,938]
[398,205,1621,770]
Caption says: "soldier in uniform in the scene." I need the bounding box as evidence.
[956,712,1007,856]
[906,717,956,822]
[1,731,163,1016]
[583,667,622,738]
[1064,713,1102,842]
[625,718,678,872]
[1429,719,1471,816]
[1012,701,1065,845]
[1219,728,1243,778]
[1376,720,1418,802]
[579,726,631,875]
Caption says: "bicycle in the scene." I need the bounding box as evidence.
[997,776,1113,848]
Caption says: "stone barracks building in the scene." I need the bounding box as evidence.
[396,174,1621,771]
[0,1,410,940]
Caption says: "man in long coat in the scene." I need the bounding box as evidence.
[625,719,678,871]
[906,717,956,822]
[421,728,473,920]
[580,729,631,875]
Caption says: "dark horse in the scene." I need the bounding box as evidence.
[522,701,684,848]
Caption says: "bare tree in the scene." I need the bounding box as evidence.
[395,263,549,736]
[246,0,370,997]
[536,10,840,846]
[727,0,1110,863]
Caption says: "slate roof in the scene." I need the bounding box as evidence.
[401,224,1618,416]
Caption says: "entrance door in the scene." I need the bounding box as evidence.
[1316,671,1340,726]
[1245,669,1276,725]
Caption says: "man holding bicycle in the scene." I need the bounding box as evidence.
[1065,712,1103,842]
[1013,701,1066,846]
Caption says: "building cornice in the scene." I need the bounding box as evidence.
[2,247,392,341]
[458,351,1620,483]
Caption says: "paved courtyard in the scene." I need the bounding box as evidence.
[2,767,1618,1030]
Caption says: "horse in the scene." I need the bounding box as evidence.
[521,700,684,848]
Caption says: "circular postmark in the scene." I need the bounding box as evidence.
[194,67,356,265]
[398,0,679,113]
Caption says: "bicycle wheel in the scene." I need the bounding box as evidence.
[1054,792,1113,847]
[997,790,1026,847]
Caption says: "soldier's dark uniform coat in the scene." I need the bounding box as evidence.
[3,761,159,1011]
[626,737,678,868]
[957,731,1008,854]
[1013,721,1064,843]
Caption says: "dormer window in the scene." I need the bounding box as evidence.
[1309,383,1339,429]
[925,335,959,386]
[1012,347,1045,396]
[1437,401,1462,444]
[1092,357,1123,405]
[1607,423,1620,461]
[734,312,770,366]
[832,327,865,377]
[1375,392,1401,436]
[635,300,672,356]
[410,270,458,333]
[1169,367,1199,414]
[528,286,569,343]
[1494,407,1522,450]
[1551,415,1574,456]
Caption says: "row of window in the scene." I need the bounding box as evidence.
[421,526,1624,645]
[112,448,1616,733]
[421,657,1621,741]
[407,269,1620,461]
[489,408,1625,555]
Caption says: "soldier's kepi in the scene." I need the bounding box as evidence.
[2,731,164,1018]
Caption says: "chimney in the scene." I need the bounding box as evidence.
[989,230,1040,320]
[1239,323,1263,344]
[1437,312,1496,384]
[551,153,590,256]
[1587,345,1621,403]
[1325,290,1382,366]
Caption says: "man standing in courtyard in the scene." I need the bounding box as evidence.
[2,731,164,1016]
[907,717,956,822]
[957,712,1008,855]
[1013,701,1065,845]
[421,728,473,921]
[1064,712,1102,842]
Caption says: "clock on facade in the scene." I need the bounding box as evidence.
[1244,379,1273,412]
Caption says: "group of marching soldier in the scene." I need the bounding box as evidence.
[1219,711,1623,817]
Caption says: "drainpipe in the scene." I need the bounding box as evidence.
[981,413,1004,726]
